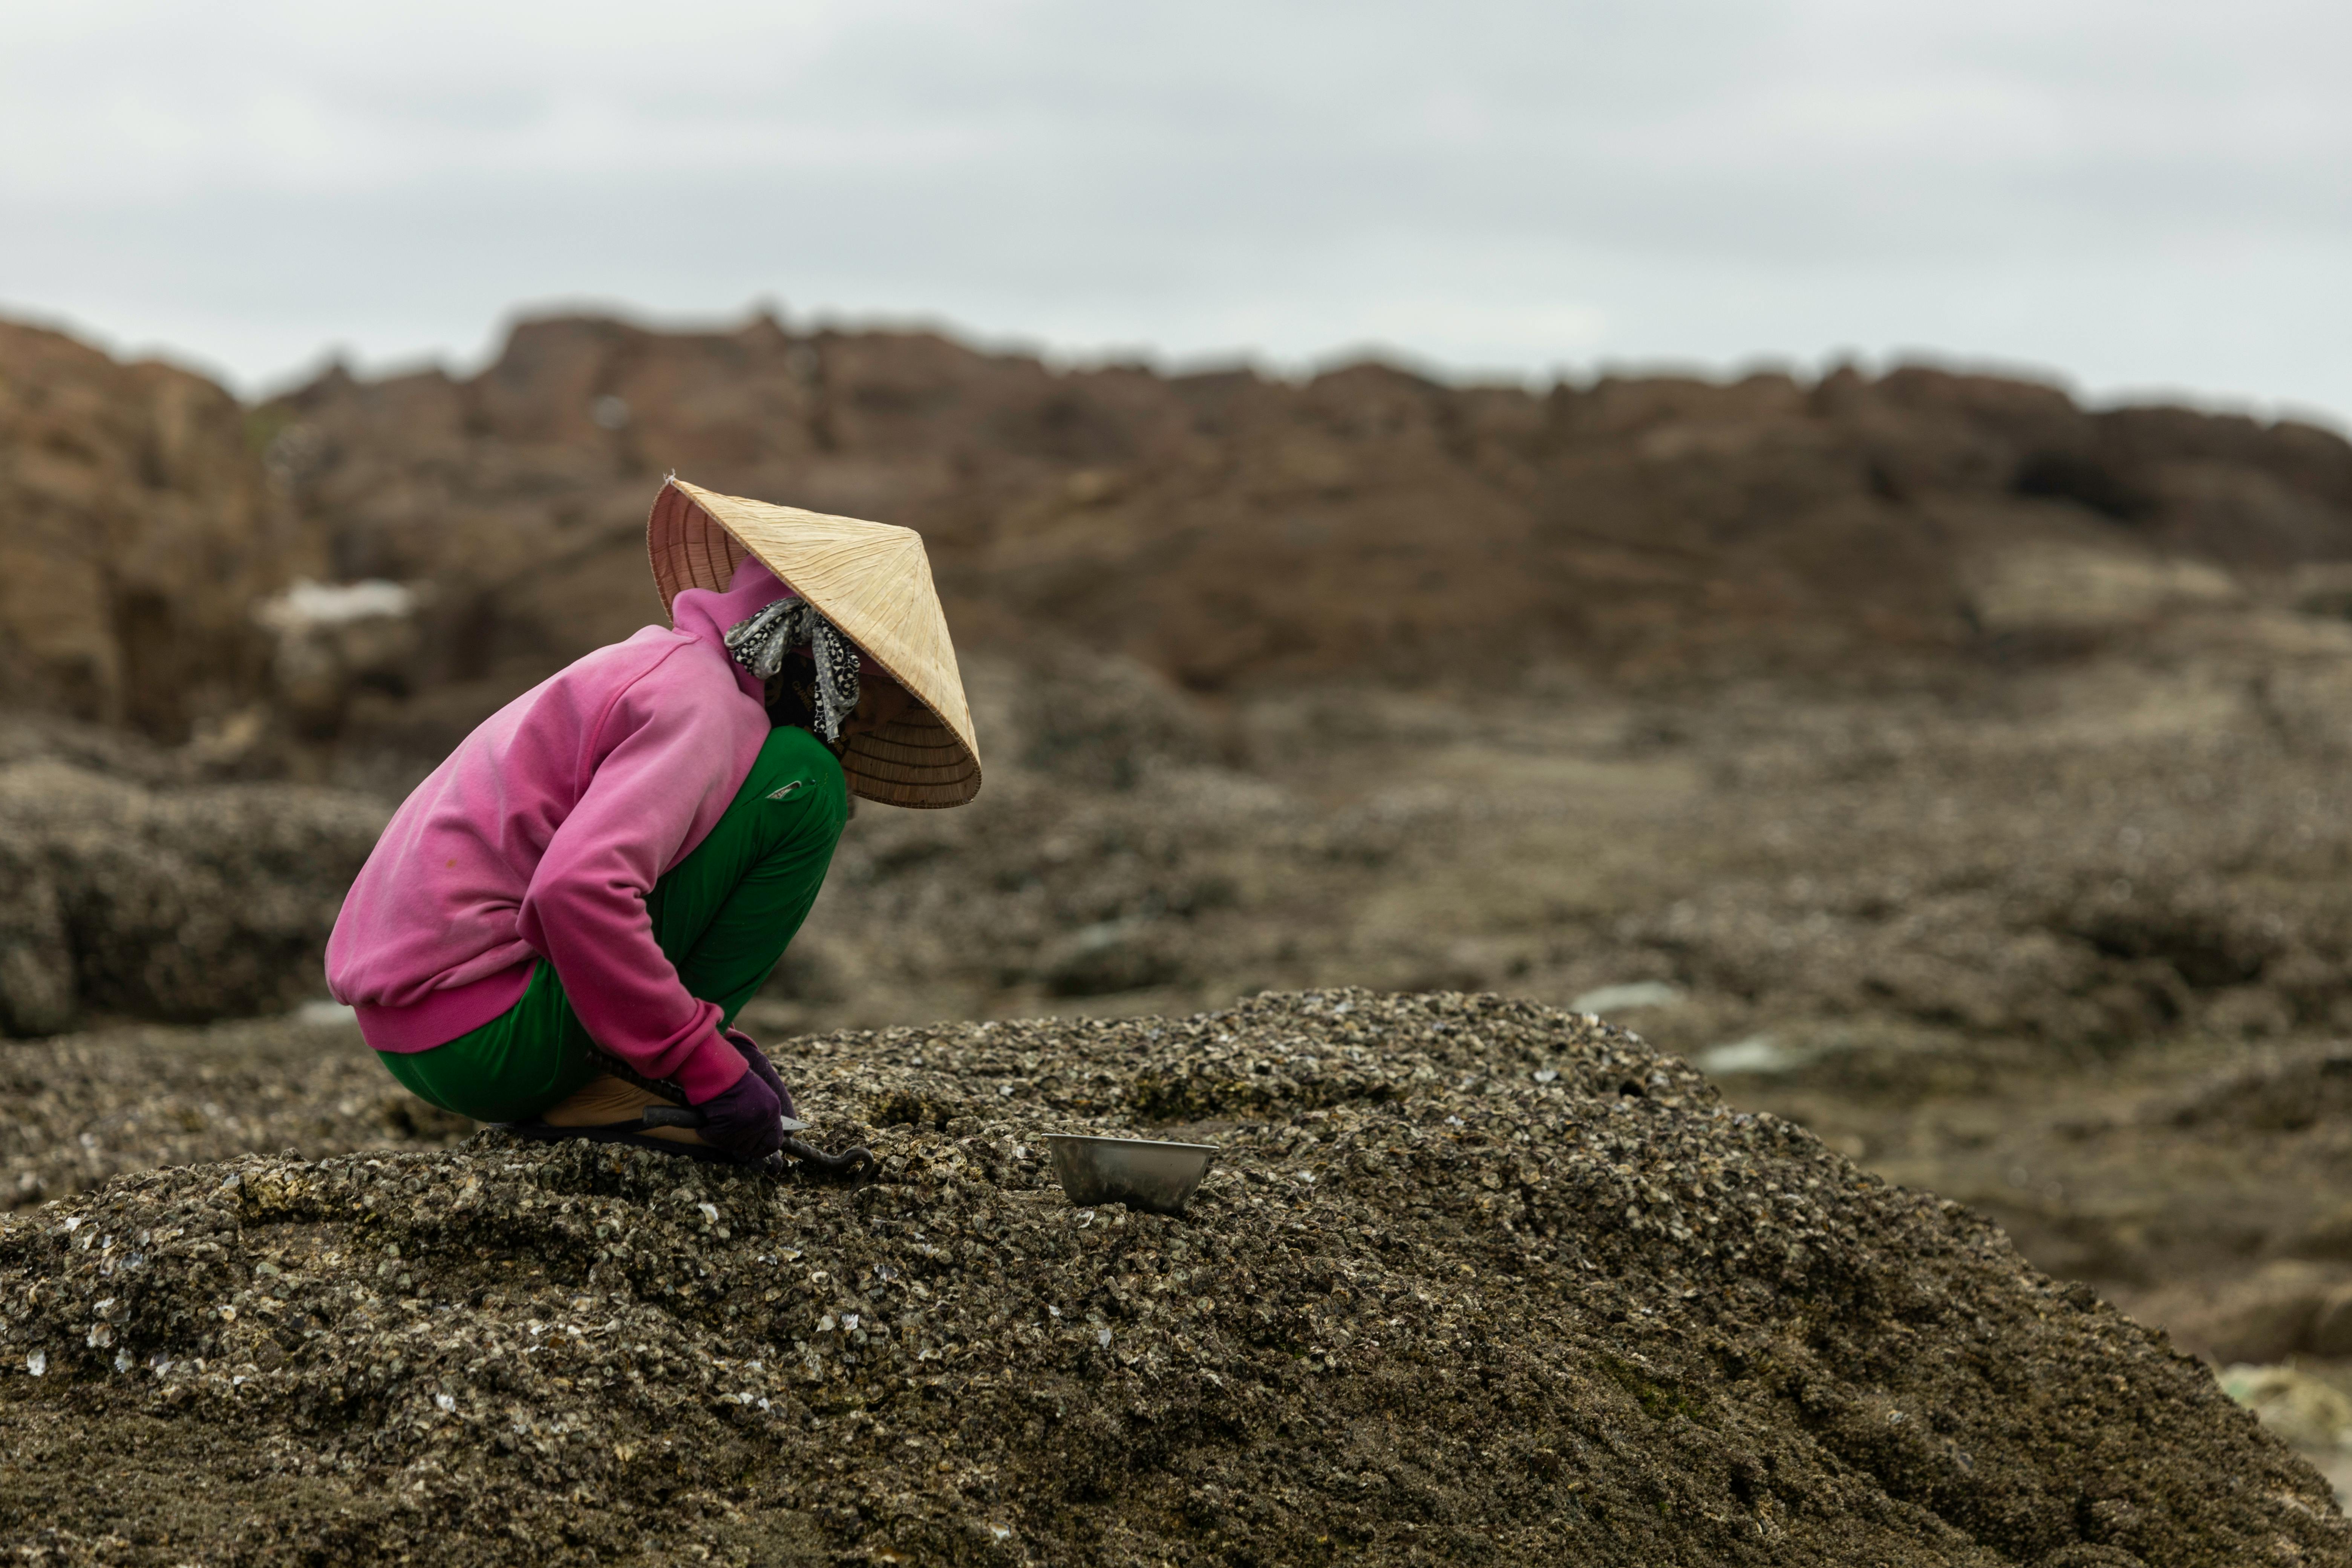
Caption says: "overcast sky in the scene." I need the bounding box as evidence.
[4,0,2347,423]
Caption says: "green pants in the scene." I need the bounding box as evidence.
[379,725,848,1122]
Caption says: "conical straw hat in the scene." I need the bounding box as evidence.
[647,477,981,808]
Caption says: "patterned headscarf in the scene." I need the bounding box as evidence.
[724,597,862,741]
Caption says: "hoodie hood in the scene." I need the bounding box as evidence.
[669,557,795,704]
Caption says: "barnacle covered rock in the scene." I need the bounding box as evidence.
[0,1011,469,1208]
[0,991,2337,1566]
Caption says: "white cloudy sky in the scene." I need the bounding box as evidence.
[3,0,2347,421]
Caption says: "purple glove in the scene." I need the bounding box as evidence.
[724,1027,799,1122]
[692,1050,786,1164]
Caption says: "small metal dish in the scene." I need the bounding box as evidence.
[1046,1134,1219,1216]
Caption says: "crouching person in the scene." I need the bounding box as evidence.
[325,479,982,1164]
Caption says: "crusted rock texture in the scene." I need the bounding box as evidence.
[0,755,388,1035]
[0,992,2337,1566]
[0,1012,469,1209]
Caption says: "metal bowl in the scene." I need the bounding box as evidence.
[1046,1134,1219,1216]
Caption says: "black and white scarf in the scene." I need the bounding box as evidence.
[724,597,861,741]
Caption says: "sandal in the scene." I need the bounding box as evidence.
[504,1108,743,1164]
[504,1072,871,1176]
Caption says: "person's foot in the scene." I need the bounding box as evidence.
[540,1075,710,1147]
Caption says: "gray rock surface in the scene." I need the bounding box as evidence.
[0,757,387,1034]
[0,1011,468,1209]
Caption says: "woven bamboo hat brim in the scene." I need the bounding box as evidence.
[648,478,982,808]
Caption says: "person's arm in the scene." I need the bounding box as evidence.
[515,670,750,1104]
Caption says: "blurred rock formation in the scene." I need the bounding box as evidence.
[12,308,2352,763]
[7,309,2352,1047]
[254,313,2352,750]
[0,773,384,1035]
[0,320,315,742]
[0,716,387,1035]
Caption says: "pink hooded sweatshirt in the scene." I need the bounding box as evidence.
[325,561,799,1104]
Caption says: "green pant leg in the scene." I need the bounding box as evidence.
[377,726,846,1120]
[647,724,849,1026]
[376,960,599,1123]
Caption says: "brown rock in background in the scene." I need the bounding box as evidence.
[11,308,2349,762]
[12,308,2352,1049]
[260,313,2352,752]
[0,319,313,741]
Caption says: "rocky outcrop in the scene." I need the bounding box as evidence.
[0,750,386,1035]
[0,320,310,741]
[260,314,2352,748]
[11,309,2352,1049]
[0,1010,469,1208]
[0,991,2336,1566]
[12,307,2352,753]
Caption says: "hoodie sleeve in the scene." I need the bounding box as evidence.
[515,660,752,1104]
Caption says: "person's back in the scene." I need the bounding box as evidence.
[324,477,980,1166]
[330,588,782,1093]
